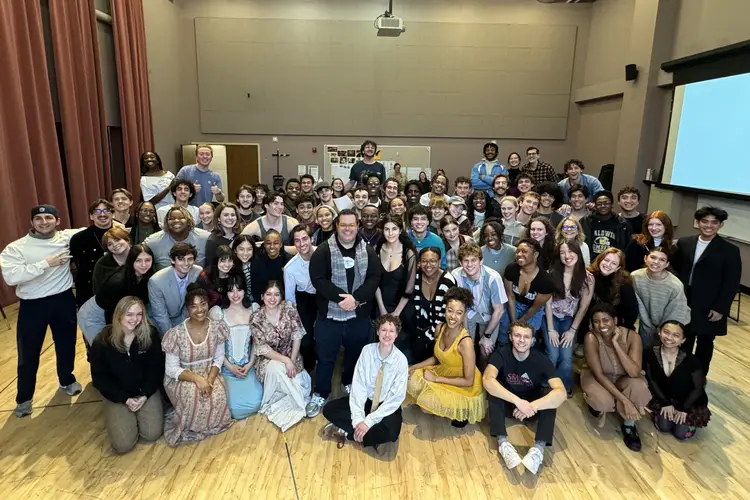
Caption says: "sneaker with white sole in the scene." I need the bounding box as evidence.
[305,393,327,418]
[14,400,32,418]
[60,381,82,396]
[521,446,544,475]
[499,440,522,470]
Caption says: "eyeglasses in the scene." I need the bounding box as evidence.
[338,223,357,229]
[420,259,439,265]
[562,225,577,231]
[93,209,111,215]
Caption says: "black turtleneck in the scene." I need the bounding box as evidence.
[69,225,110,307]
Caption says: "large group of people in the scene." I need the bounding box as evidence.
[0,140,741,474]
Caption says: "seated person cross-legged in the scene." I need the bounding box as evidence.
[162,285,233,447]
[90,297,164,454]
[408,287,487,428]
[581,303,651,452]
[643,320,711,440]
[482,321,567,475]
[322,314,409,450]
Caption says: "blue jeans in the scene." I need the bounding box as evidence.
[544,315,574,392]
[497,302,545,346]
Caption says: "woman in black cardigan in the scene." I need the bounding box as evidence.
[643,320,710,440]
[95,244,155,324]
[90,296,165,454]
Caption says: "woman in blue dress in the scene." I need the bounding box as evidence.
[209,273,263,419]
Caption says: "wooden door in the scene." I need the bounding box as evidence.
[226,145,260,200]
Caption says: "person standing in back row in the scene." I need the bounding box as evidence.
[346,140,386,191]
[176,144,225,207]
[520,147,557,185]
[471,143,507,196]
[672,206,741,374]
[0,205,85,418]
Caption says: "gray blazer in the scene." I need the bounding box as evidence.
[143,228,211,271]
[148,265,202,336]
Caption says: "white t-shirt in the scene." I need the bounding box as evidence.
[141,172,175,210]
[689,237,712,284]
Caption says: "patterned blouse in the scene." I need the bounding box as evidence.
[412,269,456,341]
[549,271,594,319]
[249,301,305,383]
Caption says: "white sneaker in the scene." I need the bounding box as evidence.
[305,393,327,418]
[521,446,544,475]
[499,441,522,470]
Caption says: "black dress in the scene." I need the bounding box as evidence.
[643,346,710,427]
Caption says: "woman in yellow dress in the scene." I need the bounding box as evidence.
[407,287,487,427]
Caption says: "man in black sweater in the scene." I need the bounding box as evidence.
[306,209,381,417]
[581,190,631,259]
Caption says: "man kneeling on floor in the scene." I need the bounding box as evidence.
[482,320,567,474]
[321,314,408,450]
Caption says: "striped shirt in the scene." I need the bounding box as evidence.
[452,265,508,322]
[412,270,456,341]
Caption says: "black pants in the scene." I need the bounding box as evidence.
[322,396,402,448]
[16,290,78,404]
[296,291,317,373]
[488,393,556,445]
[683,330,716,375]
[314,315,371,398]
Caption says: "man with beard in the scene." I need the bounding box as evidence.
[1,205,85,417]
[471,143,507,195]
[284,178,301,217]
[144,206,211,270]
[241,191,299,246]
[236,184,257,224]
[176,144,225,206]
[346,140,386,191]
[306,209,382,417]
[488,174,510,216]
[300,174,316,196]
[148,242,202,336]
[419,173,451,207]
[581,190,631,259]
[69,199,117,307]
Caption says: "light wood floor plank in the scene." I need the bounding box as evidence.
[0,297,748,499]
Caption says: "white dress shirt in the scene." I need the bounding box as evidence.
[283,249,317,304]
[350,343,408,429]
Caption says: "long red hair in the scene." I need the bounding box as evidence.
[633,210,674,253]
[588,248,631,306]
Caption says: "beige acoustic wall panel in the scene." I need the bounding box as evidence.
[195,18,577,139]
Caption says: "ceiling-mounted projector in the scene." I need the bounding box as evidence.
[376,15,405,37]
[375,0,405,37]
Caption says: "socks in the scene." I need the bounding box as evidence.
[498,436,508,445]
[623,419,635,427]
[533,441,546,453]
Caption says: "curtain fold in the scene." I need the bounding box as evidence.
[0,0,70,305]
[112,0,154,202]
[49,0,112,226]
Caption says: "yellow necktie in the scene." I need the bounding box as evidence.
[370,360,385,412]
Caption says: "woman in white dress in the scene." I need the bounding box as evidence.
[209,274,263,419]
[250,280,312,431]
[139,152,175,211]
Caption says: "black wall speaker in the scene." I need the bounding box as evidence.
[625,64,639,82]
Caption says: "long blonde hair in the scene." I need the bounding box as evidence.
[103,296,152,353]
[555,215,586,246]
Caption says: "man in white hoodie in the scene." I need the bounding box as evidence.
[0,205,85,417]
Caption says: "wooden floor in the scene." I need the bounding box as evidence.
[1,299,749,500]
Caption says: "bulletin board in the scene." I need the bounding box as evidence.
[323,145,431,183]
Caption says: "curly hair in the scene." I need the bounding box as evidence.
[376,313,402,333]
[444,286,474,310]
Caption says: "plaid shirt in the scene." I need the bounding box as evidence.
[521,161,558,185]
